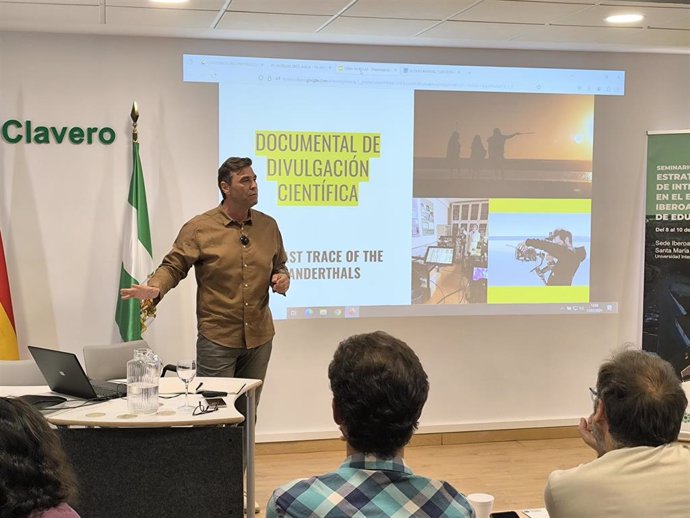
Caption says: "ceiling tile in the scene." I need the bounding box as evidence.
[227,0,353,16]
[322,16,437,36]
[217,11,330,31]
[513,24,690,48]
[0,0,98,4]
[0,3,99,24]
[550,4,689,27]
[649,6,690,30]
[345,0,476,20]
[642,27,690,47]
[506,0,593,3]
[454,0,589,24]
[0,0,687,52]
[421,19,535,40]
[106,6,218,27]
[106,0,226,8]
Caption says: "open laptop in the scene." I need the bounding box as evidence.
[28,346,126,400]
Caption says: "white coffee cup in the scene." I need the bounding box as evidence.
[466,492,495,518]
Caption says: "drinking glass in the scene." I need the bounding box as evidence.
[176,359,197,413]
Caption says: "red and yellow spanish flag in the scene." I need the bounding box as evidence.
[0,232,18,360]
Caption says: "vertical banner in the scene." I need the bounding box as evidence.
[642,131,690,436]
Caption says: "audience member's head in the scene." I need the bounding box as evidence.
[328,331,429,458]
[595,350,687,449]
[0,397,78,518]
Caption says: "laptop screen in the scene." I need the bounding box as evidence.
[28,346,101,399]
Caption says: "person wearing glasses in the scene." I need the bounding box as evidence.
[0,397,81,517]
[267,331,475,518]
[544,349,690,518]
[121,156,289,418]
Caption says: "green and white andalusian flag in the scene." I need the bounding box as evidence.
[115,141,153,341]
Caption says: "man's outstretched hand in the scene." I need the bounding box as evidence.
[120,284,160,300]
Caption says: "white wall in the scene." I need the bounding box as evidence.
[1,32,689,441]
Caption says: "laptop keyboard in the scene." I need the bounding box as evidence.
[91,382,126,399]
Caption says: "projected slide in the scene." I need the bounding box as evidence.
[183,55,624,319]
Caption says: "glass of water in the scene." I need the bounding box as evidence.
[176,359,197,413]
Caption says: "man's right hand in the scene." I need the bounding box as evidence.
[578,416,600,453]
[120,284,160,300]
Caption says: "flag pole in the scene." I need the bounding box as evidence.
[115,101,155,341]
[131,101,139,143]
[131,101,156,334]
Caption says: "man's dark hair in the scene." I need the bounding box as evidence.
[551,228,572,244]
[328,331,429,458]
[0,397,78,518]
[217,157,252,200]
[597,350,687,447]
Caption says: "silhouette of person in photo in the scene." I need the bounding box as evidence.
[469,134,486,178]
[488,128,521,178]
[446,130,461,175]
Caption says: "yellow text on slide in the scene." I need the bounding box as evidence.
[256,131,381,207]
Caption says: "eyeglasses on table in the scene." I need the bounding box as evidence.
[192,401,219,416]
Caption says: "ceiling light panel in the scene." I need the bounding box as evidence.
[606,13,644,22]
[550,4,655,26]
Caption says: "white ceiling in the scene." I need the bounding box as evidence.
[0,0,688,53]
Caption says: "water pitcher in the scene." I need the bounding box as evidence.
[126,347,161,414]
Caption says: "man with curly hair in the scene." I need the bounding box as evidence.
[267,331,475,518]
[0,397,80,518]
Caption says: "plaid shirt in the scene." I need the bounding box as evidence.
[267,454,475,518]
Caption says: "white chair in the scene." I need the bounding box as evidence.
[0,359,45,385]
[83,340,148,380]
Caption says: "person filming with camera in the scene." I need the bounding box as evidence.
[517,228,586,286]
